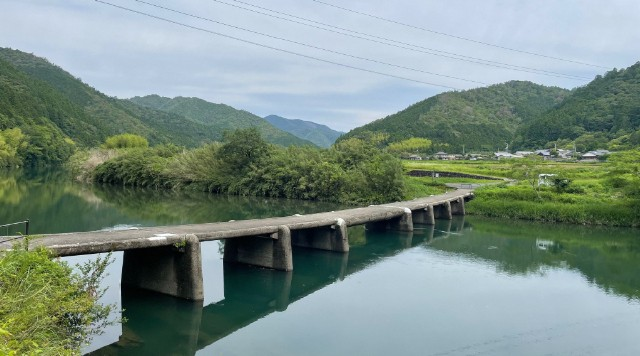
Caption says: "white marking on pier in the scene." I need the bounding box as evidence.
[148,233,176,241]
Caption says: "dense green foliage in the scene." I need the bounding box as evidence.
[517,62,640,150]
[0,245,114,355]
[90,128,404,204]
[264,114,343,148]
[102,133,149,149]
[387,137,432,157]
[340,81,569,152]
[128,96,315,147]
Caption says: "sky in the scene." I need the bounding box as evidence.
[1,0,639,132]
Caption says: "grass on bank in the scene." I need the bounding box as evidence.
[0,241,116,355]
[407,154,640,227]
[467,183,640,227]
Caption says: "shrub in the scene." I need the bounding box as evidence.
[102,134,148,149]
[0,245,115,354]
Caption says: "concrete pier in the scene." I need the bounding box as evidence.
[451,197,466,216]
[121,234,204,301]
[223,225,293,271]
[291,218,349,252]
[412,205,435,225]
[434,201,453,220]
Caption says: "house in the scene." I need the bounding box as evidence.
[434,151,457,160]
[535,149,551,160]
[581,152,598,161]
[515,151,534,156]
[593,149,610,156]
[408,154,422,160]
[494,152,523,159]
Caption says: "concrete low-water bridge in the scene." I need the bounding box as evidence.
[1,189,473,301]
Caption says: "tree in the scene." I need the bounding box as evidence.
[509,155,545,198]
[217,128,270,177]
[386,137,432,157]
[102,134,149,149]
[0,128,26,166]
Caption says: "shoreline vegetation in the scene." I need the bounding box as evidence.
[68,130,639,228]
[69,128,422,205]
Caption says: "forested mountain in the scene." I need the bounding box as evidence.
[129,96,314,147]
[0,48,195,147]
[0,48,314,165]
[340,81,570,152]
[264,114,343,148]
[516,62,640,151]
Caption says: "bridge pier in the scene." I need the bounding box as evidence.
[366,208,413,232]
[291,218,349,252]
[433,201,452,220]
[223,225,293,271]
[413,205,435,225]
[121,234,204,301]
[451,197,466,215]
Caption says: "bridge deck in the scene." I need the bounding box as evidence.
[1,190,472,257]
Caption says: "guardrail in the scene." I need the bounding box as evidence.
[0,220,30,243]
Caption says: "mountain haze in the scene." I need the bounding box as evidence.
[264,114,343,148]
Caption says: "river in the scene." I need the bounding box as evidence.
[1,169,639,355]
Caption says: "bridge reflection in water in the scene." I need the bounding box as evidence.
[90,218,466,355]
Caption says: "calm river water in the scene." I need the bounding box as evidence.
[1,169,640,355]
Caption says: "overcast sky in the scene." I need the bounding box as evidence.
[1,0,639,132]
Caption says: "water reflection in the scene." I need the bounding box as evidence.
[91,226,441,355]
[427,216,640,301]
[0,169,345,235]
[89,217,640,354]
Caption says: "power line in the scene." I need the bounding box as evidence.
[310,0,610,70]
[208,0,592,81]
[132,0,487,85]
[94,0,461,90]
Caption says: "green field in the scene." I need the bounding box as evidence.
[402,155,640,227]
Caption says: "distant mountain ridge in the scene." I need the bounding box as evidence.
[128,95,315,147]
[340,81,570,152]
[264,114,343,148]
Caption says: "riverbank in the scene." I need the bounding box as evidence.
[404,153,640,227]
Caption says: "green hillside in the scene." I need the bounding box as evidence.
[340,81,569,152]
[516,62,640,151]
[129,95,315,147]
[0,48,314,166]
[264,114,343,148]
[0,48,228,150]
